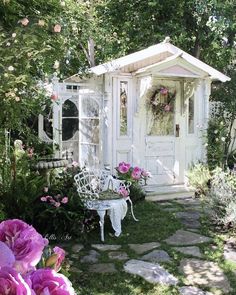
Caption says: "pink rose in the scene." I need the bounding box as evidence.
[131,167,142,180]
[53,246,65,271]
[40,196,47,202]
[0,241,15,267]
[164,104,171,112]
[160,87,168,95]
[118,187,129,198]
[50,93,58,101]
[20,17,29,26]
[0,219,48,274]
[141,169,151,178]
[43,186,49,193]
[61,197,68,204]
[117,162,131,174]
[54,202,61,207]
[0,267,32,295]
[53,24,61,33]
[28,268,75,295]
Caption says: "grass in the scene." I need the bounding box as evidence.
[61,200,236,295]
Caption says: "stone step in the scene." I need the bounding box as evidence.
[146,191,195,202]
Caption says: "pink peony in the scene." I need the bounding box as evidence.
[0,219,48,274]
[53,24,61,33]
[53,246,65,271]
[118,187,129,198]
[20,17,29,26]
[61,197,68,204]
[117,162,131,174]
[0,267,32,294]
[131,166,142,180]
[28,268,75,295]
[141,169,151,178]
[0,241,15,267]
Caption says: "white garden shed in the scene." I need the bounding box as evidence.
[39,39,230,186]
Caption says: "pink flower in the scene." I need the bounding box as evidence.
[72,160,79,167]
[53,24,61,33]
[50,93,58,101]
[0,241,15,267]
[0,219,48,274]
[20,17,29,26]
[0,267,32,294]
[160,87,168,95]
[53,246,65,271]
[54,202,61,207]
[118,187,129,198]
[61,197,68,204]
[131,167,142,180]
[164,104,171,112]
[117,162,131,174]
[28,268,75,295]
[27,147,34,158]
[40,196,47,202]
[141,169,151,178]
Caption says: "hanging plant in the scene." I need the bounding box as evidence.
[148,86,176,118]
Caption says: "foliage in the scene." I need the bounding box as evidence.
[206,167,236,229]
[187,163,211,196]
[206,117,229,170]
[33,165,97,240]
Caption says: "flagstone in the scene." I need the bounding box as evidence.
[179,286,214,295]
[80,250,100,264]
[124,259,178,285]
[92,244,121,251]
[174,246,202,258]
[179,258,231,293]
[108,251,129,260]
[175,211,201,229]
[71,244,84,253]
[223,241,236,264]
[128,242,160,254]
[88,263,117,273]
[141,250,171,263]
[165,230,211,245]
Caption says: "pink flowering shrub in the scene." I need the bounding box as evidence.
[0,219,75,294]
[116,162,151,202]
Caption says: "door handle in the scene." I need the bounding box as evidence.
[175,124,180,137]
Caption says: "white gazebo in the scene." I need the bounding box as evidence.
[39,38,230,187]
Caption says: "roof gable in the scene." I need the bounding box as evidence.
[90,40,230,82]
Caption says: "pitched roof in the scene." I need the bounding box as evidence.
[90,40,230,82]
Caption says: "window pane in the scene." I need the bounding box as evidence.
[120,81,128,135]
[43,106,53,139]
[80,119,99,144]
[80,144,99,168]
[81,98,99,117]
[62,100,78,117]
[147,88,175,136]
[188,95,194,134]
[62,118,79,141]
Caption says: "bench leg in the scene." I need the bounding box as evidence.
[97,210,106,242]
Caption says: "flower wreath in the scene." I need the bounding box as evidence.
[148,86,176,118]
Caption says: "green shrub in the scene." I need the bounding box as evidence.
[187,163,211,196]
[206,167,236,229]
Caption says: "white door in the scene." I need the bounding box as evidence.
[144,80,184,185]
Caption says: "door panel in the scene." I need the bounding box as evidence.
[144,80,182,185]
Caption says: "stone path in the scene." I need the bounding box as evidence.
[66,197,236,294]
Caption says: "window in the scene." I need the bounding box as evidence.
[120,81,128,136]
[188,95,194,134]
[62,100,79,141]
[43,105,53,140]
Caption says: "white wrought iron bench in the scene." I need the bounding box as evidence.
[74,169,138,242]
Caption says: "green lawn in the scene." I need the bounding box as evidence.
[61,200,236,295]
